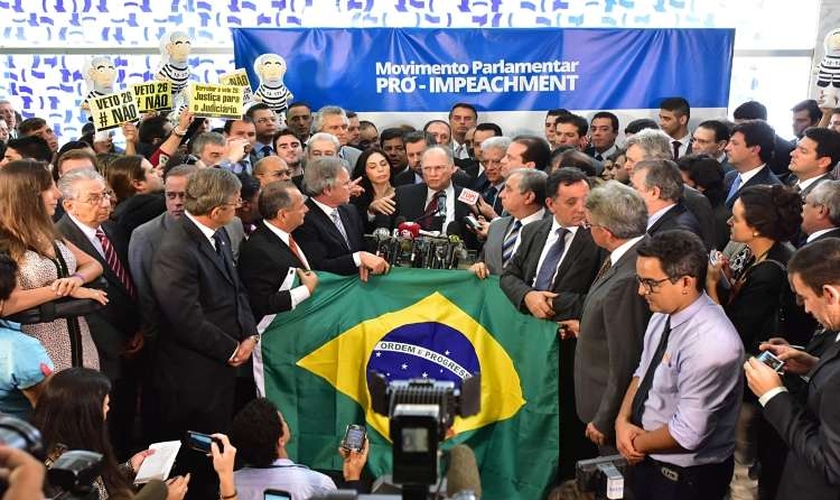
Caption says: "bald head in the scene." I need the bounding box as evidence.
[253,156,292,186]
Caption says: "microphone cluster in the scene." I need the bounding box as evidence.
[366,218,470,270]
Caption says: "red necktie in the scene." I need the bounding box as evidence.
[95,228,136,300]
[288,235,309,270]
[420,191,444,230]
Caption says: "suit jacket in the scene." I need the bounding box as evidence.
[455,157,479,179]
[392,182,479,249]
[764,338,840,500]
[149,216,256,414]
[340,145,362,172]
[791,173,833,199]
[56,215,139,380]
[809,227,840,244]
[128,212,175,337]
[574,236,652,438]
[238,222,306,320]
[769,135,795,180]
[724,165,782,209]
[501,220,604,321]
[471,172,490,194]
[293,198,365,276]
[479,216,514,276]
[682,186,716,251]
[648,203,702,239]
[393,168,473,189]
[393,168,422,187]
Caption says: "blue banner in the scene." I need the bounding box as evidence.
[232,28,734,113]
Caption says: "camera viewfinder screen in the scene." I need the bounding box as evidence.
[401,427,429,452]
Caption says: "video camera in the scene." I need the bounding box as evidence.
[0,414,103,500]
[368,372,481,500]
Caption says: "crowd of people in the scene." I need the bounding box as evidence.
[0,91,840,500]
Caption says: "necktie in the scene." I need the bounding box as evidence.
[501,220,523,267]
[484,186,498,207]
[288,235,309,270]
[261,145,273,158]
[672,140,681,160]
[726,175,743,204]
[631,317,672,426]
[212,229,236,278]
[594,256,612,283]
[533,228,569,291]
[329,209,351,249]
[595,154,603,162]
[420,191,444,230]
[95,228,136,300]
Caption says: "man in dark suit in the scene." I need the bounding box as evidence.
[745,238,840,500]
[630,158,703,239]
[560,181,652,453]
[470,122,504,193]
[393,145,476,240]
[691,119,734,173]
[787,127,840,199]
[150,168,258,499]
[470,168,546,277]
[56,168,141,458]
[501,168,603,321]
[476,136,510,217]
[394,131,433,187]
[239,181,318,320]
[801,180,840,245]
[294,157,389,279]
[723,119,782,209]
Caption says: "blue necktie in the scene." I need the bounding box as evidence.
[726,175,742,204]
[501,220,522,267]
[533,227,569,291]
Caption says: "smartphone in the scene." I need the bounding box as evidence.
[708,248,719,266]
[264,490,292,500]
[185,431,223,454]
[756,351,785,373]
[464,214,481,231]
[340,424,366,453]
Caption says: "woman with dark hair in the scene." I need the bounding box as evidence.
[351,146,395,231]
[33,367,190,500]
[677,154,729,249]
[0,160,107,371]
[705,184,813,500]
[106,155,165,235]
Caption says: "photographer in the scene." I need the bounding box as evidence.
[0,444,46,500]
[744,238,840,500]
[229,398,368,500]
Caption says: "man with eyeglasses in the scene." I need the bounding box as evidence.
[253,156,292,187]
[614,230,743,500]
[55,168,142,459]
[150,168,259,499]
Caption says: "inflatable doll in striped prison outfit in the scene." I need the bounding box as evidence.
[81,56,117,112]
[817,28,840,108]
[155,31,194,109]
[252,53,294,122]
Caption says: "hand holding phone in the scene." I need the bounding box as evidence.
[185,431,223,455]
[340,424,367,453]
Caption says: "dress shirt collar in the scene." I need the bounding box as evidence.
[263,219,292,246]
[670,293,713,330]
[595,144,617,158]
[647,203,676,229]
[674,132,691,146]
[310,197,339,218]
[548,217,579,238]
[807,227,838,243]
[185,211,217,248]
[425,182,455,204]
[738,163,766,186]
[797,173,828,192]
[610,234,645,265]
[67,213,100,237]
[517,208,546,226]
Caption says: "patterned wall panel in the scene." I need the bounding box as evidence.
[0,0,819,140]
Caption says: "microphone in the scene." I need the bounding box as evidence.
[398,221,421,239]
[446,221,462,238]
[446,444,482,499]
[393,216,407,237]
[372,227,391,258]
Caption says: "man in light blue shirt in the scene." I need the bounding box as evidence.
[615,230,743,500]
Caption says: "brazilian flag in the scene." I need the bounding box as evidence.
[255,268,559,499]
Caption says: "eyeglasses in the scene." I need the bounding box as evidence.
[80,192,112,205]
[636,276,673,294]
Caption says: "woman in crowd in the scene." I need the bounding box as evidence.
[600,149,626,182]
[0,160,106,371]
[33,367,191,500]
[351,146,396,231]
[106,154,165,235]
[678,154,729,250]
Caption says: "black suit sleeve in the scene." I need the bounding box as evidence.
[238,242,293,319]
[294,220,359,276]
[763,374,840,487]
[151,241,240,363]
[725,262,786,352]
[591,274,649,435]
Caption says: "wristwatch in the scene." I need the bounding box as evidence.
[249,334,261,344]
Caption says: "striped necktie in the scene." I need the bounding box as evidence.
[95,228,136,300]
[501,220,522,267]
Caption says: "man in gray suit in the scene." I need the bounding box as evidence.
[311,105,361,171]
[469,168,547,278]
[560,181,652,452]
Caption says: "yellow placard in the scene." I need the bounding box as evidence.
[88,90,140,132]
[219,69,253,103]
[131,81,172,112]
[187,82,244,119]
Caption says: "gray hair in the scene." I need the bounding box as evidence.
[633,159,684,202]
[165,164,198,181]
[421,145,454,167]
[809,180,840,226]
[624,128,673,160]
[184,168,242,216]
[481,136,512,154]
[307,132,340,151]
[508,168,547,201]
[57,168,106,200]
[585,180,648,239]
[303,157,346,196]
[311,105,347,134]
[258,180,298,220]
[191,132,226,156]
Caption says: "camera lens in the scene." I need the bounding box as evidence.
[0,415,44,457]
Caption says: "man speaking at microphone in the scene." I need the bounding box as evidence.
[392,145,479,250]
